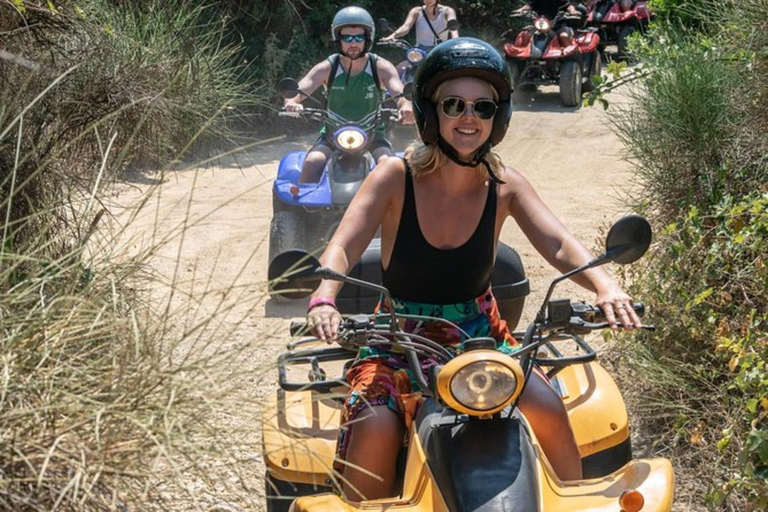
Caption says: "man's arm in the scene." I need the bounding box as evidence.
[377,58,414,125]
[283,60,331,111]
[382,7,420,40]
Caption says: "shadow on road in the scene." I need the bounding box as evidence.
[513,85,582,113]
[264,297,309,319]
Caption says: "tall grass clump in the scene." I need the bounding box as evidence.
[0,71,267,512]
[1,2,268,509]
[1,0,256,174]
[610,1,768,509]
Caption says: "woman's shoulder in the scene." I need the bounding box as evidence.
[496,166,535,198]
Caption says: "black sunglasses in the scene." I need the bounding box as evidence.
[440,96,498,120]
[340,34,366,43]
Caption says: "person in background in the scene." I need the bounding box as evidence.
[284,6,413,184]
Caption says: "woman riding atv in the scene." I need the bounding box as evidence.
[305,37,641,502]
[380,1,460,77]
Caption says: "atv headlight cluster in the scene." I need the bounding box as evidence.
[451,362,517,411]
[333,127,368,152]
[534,17,551,32]
[437,351,525,416]
[406,48,427,64]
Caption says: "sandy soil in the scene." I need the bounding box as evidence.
[107,84,666,511]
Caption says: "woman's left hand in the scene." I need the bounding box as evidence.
[595,282,642,329]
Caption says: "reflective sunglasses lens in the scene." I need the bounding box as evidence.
[474,100,498,120]
[441,98,466,118]
[341,34,365,42]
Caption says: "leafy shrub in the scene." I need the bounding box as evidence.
[612,37,744,223]
[610,1,768,509]
[621,195,767,510]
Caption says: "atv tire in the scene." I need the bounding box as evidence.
[268,211,304,268]
[559,60,582,107]
[582,51,602,93]
[617,24,636,61]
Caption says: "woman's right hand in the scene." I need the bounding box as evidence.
[308,305,342,342]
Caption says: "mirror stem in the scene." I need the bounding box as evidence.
[317,268,399,332]
[535,254,608,322]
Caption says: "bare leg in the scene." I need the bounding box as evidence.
[298,147,330,184]
[518,373,583,481]
[340,405,405,501]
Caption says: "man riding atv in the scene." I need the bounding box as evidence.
[511,0,588,40]
[283,6,414,184]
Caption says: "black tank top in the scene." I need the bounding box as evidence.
[382,163,496,304]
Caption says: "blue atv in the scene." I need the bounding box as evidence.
[269,78,401,268]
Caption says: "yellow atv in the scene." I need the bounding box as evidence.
[264,215,674,512]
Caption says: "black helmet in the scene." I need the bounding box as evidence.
[413,37,513,148]
[331,6,376,54]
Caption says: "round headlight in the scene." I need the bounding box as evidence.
[534,17,551,32]
[334,127,367,151]
[406,48,426,64]
[449,361,517,412]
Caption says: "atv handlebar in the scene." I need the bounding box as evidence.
[376,39,412,51]
[280,107,403,125]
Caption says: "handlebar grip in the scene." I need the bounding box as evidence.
[290,320,311,336]
[594,302,645,320]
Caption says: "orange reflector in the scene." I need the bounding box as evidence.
[290,186,299,197]
[619,489,645,512]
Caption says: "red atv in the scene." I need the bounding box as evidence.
[503,10,602,107]
[586,0,654,59]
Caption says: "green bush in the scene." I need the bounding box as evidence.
[622,195,767,510]
[610,1,768,509]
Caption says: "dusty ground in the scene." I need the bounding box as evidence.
[108,84,677,511]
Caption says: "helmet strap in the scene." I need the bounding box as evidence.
[436,138,506,184]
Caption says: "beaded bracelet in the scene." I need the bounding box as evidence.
[307,297,338,312]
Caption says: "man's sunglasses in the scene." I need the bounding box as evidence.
[440,97,498,120]
[340,34,366,43]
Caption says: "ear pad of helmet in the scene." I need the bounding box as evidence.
[414,98,440,145]
[490,100,512,146]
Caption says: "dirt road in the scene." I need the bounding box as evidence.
[110,85,638,510]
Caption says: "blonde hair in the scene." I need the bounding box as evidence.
[406,79,506,180]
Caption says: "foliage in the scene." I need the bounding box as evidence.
[0,78,264,511]
[0,2,265,509]
[0,0,259,250]
[622,195,768,510]
[609,0,768,508]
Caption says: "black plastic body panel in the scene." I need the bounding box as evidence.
[415,400,540,512]
[581,436,632,479]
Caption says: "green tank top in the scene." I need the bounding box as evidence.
[323,54,385,137]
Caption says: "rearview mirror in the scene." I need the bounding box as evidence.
[268,250,322,300]
[378,17,393,34]
[604,215,652,265]
[277,77,301,99]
